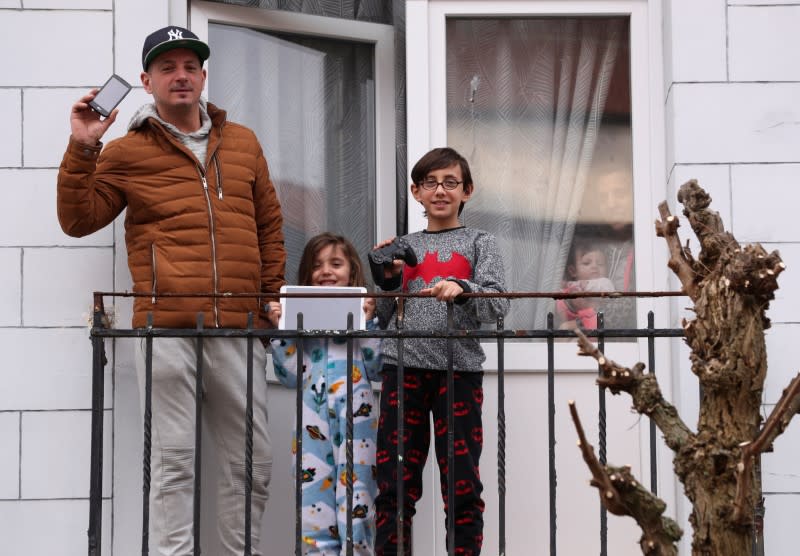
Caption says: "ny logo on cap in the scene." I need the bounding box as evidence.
[167,28,184,41]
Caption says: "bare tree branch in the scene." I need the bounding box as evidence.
[732,373,800,524]
[569,401,683,555]
[655,199,699,301]
[574,330,693,452]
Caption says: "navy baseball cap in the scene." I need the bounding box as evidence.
[142,26,210,70]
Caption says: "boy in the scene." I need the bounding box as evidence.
[372,147,510,555]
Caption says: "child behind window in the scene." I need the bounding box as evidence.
[556,238,615,330]
[267,232,381,556]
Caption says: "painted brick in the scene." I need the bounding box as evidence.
[0,169,114,247]
[24,88,89,168]
[762,243,800,325]
[114,0,170,80]
[730,0,800,4]
[764,323,800,404]
[0,499,111,555]
[0,11,112,87]
[24,0,110,7]
[663,0,727,84]
[763,494,800,555]
[670,83,800,164]
[0,0,21,7]
[0,89,21,167]
[731,164,800,243]
[21,410,111,498]
[761,403,800,492]
[730,6,800,82]
[23,247,113,327]
[0,249,21,327]
[0,328,112,411]
[0,412,20,499]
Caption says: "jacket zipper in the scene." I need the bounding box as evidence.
[213,153,223,200]
[151,243,158,304]
[198,167,220,327]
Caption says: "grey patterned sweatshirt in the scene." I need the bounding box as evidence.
[376,226,510,371]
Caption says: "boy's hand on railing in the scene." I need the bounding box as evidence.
[422,280,464,302]
[266,301,282,328]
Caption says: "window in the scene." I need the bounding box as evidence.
[406,0,664,338]
[445,16,635,330]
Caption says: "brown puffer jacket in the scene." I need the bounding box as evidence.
[57,102,286,329]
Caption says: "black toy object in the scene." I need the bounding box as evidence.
[368,237,417,288]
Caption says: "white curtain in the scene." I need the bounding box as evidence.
[208,23,376,283]
[447,18,623,328]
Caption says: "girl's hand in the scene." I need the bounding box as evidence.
[421,280,463,302]
[363,297,376,320]
[266,301,282,328]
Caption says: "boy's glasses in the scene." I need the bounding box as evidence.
[419,177,463,190]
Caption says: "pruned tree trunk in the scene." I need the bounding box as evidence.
[569,180,799,555]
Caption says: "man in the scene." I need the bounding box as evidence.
[57,26,285,555]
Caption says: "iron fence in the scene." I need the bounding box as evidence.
[86,290,687,556]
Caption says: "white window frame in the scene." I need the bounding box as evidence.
[190,0,397,240]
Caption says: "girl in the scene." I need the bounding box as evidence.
[556,237,616,330]
[267,232,381,556]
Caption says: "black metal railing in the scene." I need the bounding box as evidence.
[86,290,686,556]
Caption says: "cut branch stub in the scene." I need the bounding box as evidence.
[655,200,699,300]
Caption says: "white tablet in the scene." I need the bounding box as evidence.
[278,285,368,330]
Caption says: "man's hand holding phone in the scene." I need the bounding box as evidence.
[70,89,117,146]
[70,74,132,147]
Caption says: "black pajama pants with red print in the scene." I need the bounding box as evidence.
[375,365,485,556]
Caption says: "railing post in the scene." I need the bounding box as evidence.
[396,298,406,554]
[345,312,355,556]
[597,312,608,556]
[647,311,657,494]
[294,313,304,556]
[88,295,107,556]
[193,313,205,556]
[496,315,506,556]
[141,313,154,556]
[547,312,557,556]
[245,312,255,556]
[446,302,455,556]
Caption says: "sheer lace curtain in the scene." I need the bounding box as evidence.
[447,18,624,328]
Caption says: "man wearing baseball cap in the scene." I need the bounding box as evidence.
[57,26,285,555]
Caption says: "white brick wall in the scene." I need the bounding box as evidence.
[0,2,125,554]
[665,1,800,553]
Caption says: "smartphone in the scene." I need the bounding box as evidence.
[89,74,132,117]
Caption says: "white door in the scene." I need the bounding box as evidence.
[405,2,678,555]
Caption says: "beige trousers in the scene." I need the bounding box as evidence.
[136,336,272,556]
